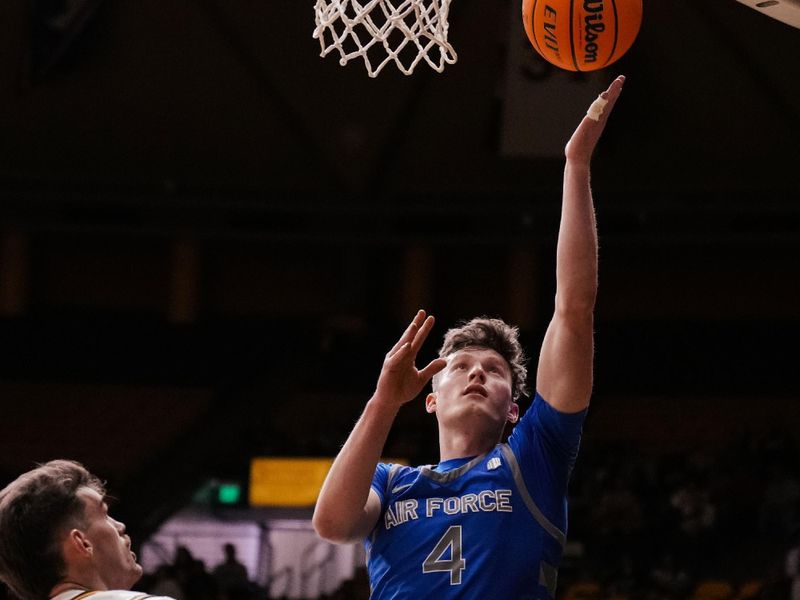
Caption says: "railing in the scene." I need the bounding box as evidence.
[299,538,337,599]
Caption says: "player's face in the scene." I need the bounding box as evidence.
[427,348,518,430]
[76,487,143,589]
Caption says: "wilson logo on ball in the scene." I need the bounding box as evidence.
[522,0,643,71]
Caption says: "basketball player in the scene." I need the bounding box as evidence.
[313,75,626,599]
[0,460,175,600]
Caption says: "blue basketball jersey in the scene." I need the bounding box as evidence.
[366,393,586,600]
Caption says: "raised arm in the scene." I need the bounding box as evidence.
[536,76,625,414]
[312,310,447,544]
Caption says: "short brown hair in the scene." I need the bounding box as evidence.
[436,317,529,400]
[0,460,105,600]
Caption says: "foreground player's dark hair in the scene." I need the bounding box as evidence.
[438,317,529,400]
[0,459,105,600]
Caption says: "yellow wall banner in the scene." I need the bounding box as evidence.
[249,457,334,507]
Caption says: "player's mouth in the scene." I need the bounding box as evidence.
[463,384,488,397]
[124,538,136,561]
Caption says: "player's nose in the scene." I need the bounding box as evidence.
[112,517,126,535]
[468,364,486,382]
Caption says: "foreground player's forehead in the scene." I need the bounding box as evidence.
[448,348,509,371]
[76,486,107,515]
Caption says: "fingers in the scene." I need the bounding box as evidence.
[385,311,438,375]
[600,74,625,113]
[567,75,625,161]
[409,314,436,355]
[387,310,426,356]
[589,74,625,123]
[384,341,412,368]
[603,75,625,97]
[419,357,448,382]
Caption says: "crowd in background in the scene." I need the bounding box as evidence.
[137,543,262,600]
[556,428,800,600]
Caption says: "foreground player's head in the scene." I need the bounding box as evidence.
[432,317,529,401]
[0,460,142,599]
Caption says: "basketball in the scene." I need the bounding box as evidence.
[522,0,642,71]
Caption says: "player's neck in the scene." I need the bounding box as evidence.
[50,570,108,597]
[49,581,92,598]
[438,427,498,462]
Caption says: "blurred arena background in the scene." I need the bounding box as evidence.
[1,0,799,598]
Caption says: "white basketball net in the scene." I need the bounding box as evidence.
[313,0,458,77]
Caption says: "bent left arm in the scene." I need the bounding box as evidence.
[536,76,625,414]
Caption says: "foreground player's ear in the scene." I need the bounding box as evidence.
[425,392,438,413]
[66,528,93,559]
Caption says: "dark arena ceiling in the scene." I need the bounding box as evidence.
[0,0,798,212]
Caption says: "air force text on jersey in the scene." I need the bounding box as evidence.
[384,489,513,529]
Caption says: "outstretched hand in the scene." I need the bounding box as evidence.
[375,310,448,408]
[565,75,625,166]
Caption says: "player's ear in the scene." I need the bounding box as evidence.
[507,401,519,424]
[425,392,437,413]
[66,528,93,559]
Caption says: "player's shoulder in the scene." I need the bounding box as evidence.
[519,392,588,427]
[377,461,424,479]
[372,462,423,502]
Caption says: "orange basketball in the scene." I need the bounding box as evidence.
[522,0,642,71]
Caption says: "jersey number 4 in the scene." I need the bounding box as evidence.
[422,525,466,585]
